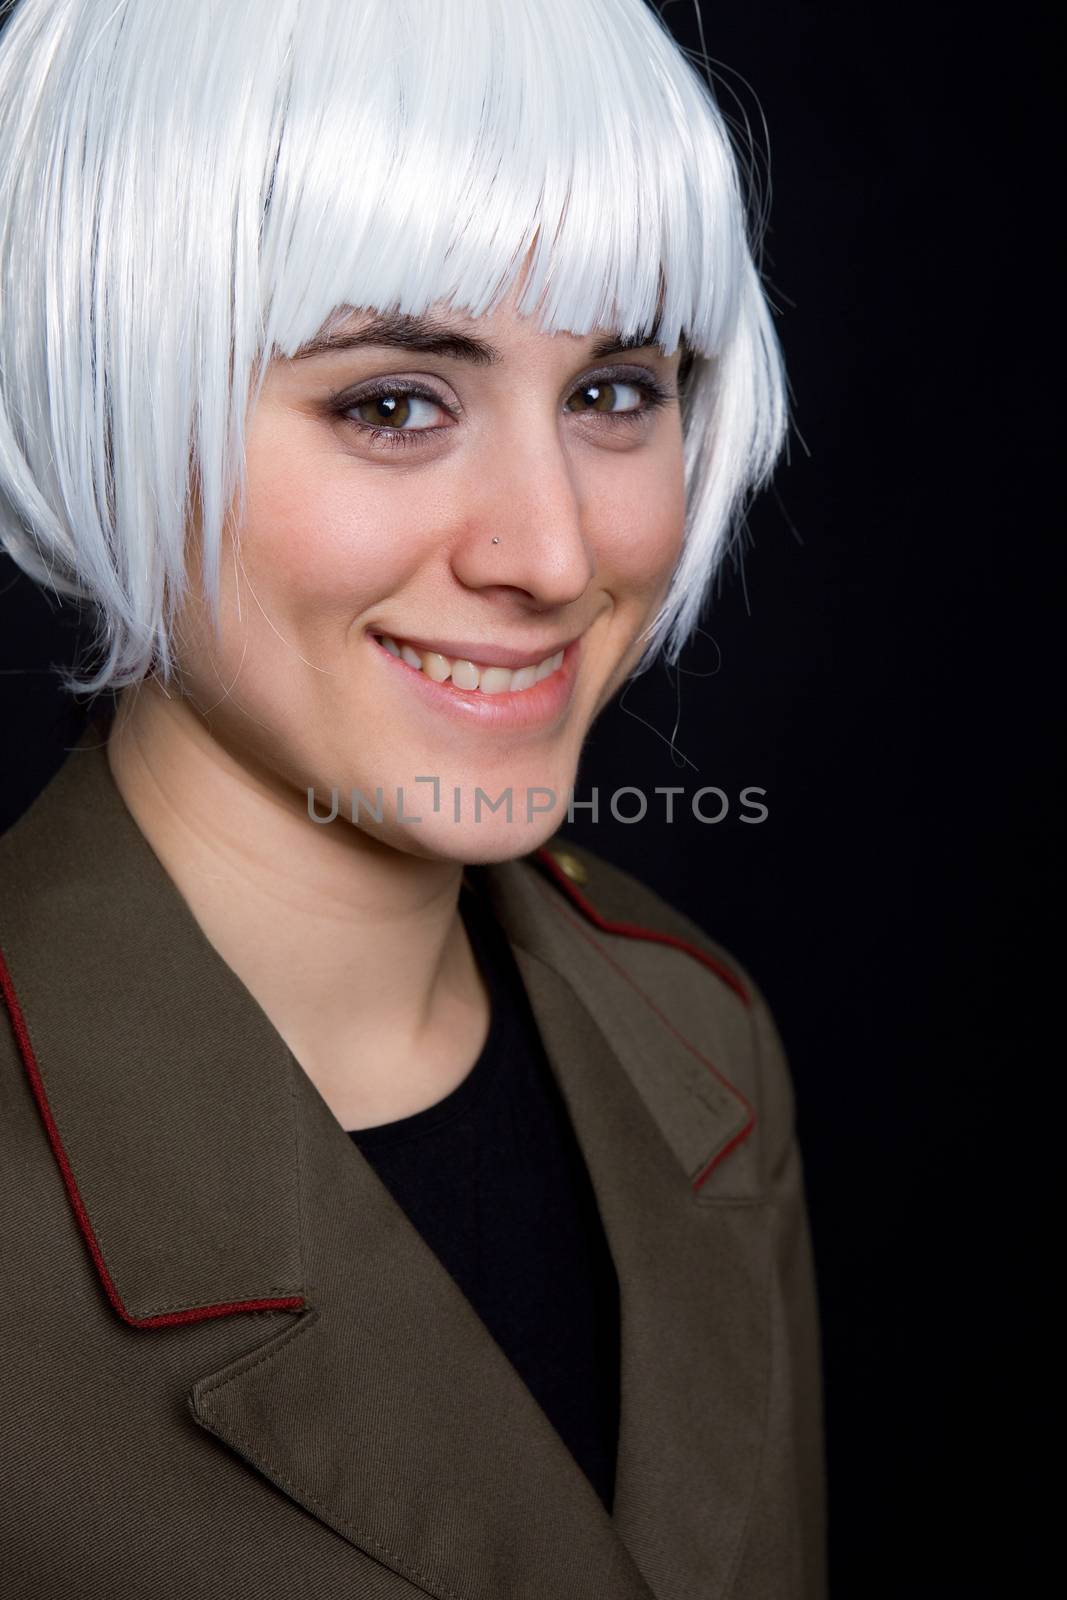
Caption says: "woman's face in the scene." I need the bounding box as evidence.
[171,276,687,862]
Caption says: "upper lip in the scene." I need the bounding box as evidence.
[371,630,582,670]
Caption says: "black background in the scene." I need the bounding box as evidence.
[1,4,1055,1593]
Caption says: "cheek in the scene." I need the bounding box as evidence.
[225,424,422,623]
[595,441,687,599]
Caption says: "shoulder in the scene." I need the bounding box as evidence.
[532,837,754,1003]
[524,836,798,1189]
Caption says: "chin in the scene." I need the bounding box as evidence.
[307,733,584,861]
[362,802,571,867]
[445,813,565,866]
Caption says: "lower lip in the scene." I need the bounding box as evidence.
[368,633,581,731]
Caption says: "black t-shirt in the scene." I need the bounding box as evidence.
[347,872,621,1513]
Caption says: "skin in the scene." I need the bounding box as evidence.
[106,263,686,1131]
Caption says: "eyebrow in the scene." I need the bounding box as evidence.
[289,310,669,366]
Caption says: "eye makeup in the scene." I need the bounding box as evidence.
[329,366,678,453]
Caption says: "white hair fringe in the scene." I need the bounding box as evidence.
[0,0,788,697]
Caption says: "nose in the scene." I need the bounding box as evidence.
[449,435,596,610]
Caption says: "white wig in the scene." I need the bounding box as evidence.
[0,0,788,697]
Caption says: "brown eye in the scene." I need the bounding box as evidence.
[352,392,440,429]
[335,370,672,454]
[568,379,643,415]
[359,394,407,427]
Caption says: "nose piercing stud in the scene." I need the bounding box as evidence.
[491,536,500,544]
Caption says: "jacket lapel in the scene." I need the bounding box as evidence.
[478,863,775,1600]
[0,736,771,1600]
[191,1030,655,1600]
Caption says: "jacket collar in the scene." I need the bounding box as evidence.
[0,729,770,1600]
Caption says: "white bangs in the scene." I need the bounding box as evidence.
[257,0,742,360]
[0,0,787,693]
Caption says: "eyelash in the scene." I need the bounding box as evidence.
[332,369,675,452]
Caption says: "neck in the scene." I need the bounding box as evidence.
[105,682,489,1130]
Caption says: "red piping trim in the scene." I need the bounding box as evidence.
[0,943,305,1330]
[534,846,752,1007]
[530,852,756,1190]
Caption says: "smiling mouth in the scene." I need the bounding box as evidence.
[371,633,566,694]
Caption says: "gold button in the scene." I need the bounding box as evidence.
[550,848,588,885]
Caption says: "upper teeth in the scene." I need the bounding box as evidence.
[375,634,564,694]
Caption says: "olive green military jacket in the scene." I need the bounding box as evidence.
[0,734,826,1599]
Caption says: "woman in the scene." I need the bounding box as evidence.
[0,1,825,1596]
